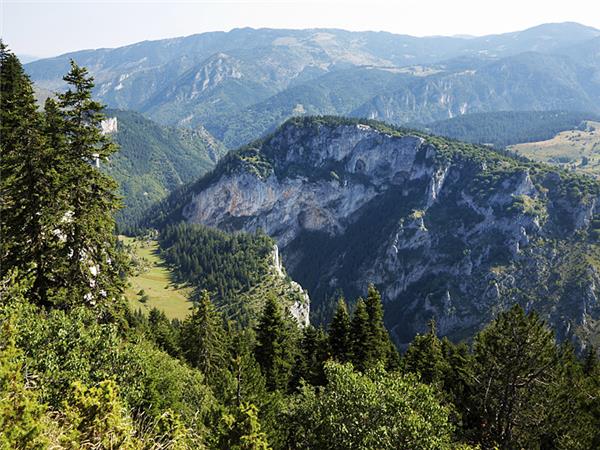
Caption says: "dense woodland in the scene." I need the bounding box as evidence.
[418,110,600,148]
[104,109,225,234]
[159,223,272,300]
[2,45,600,449]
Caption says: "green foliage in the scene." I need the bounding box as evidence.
[55,60,126,307]
[159,223,273,322]
[286,362,460,450]
[0,321,48,450]
[291,326,330,388]
[469,305,557,448]
[148,307,181,357]
[348,286,398,372]
[217,403,271,450]
[180,290,229,388]
[403,320,447,386]
[1,44,65,308]
[104,109,226,234]
[254,296,298,391]
[1,46,127,311]
[328,298,352,363]
[419,110,600,148]
[59,380,139,449]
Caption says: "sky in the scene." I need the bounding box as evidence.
[3,0,600,58]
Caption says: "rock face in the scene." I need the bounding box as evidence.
[101,117,118,134]
[158,117,600,349]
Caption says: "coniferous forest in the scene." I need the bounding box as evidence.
[2,40,600,450]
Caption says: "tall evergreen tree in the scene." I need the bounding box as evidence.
[180,290,228,386]
[292,326,330,387]
[402,320,447,386]
[0,43,64,306]
[254,296,296,391]
[228,327,267,407]
[349,285,397,371]
[328,297,351,363]
[147,308,180,357]
[55,60,123,306]
[350,298,370,372]
[470,305,557,449]
[364,284,397,368]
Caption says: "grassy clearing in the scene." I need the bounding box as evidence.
[120,236,193,320]
[510,121,600,178]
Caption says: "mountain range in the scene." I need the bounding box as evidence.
[25,23,600,148]
[143,116,600,349]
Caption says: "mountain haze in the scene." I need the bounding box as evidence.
[25,23,600,148]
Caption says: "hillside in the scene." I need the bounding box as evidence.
[157,223,309,326]
[24,24,600,147]
[123,228,309,325]
[509,120,600,178]
[352,52,600,125]
[102,109,226,232]
[417,110,600,148]
[144,116,600,348]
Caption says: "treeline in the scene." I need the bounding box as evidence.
[2,47,600,449]
[159,223,273,302]
[419,110,600,148]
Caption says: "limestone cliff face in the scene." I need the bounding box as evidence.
[163,117,600,348]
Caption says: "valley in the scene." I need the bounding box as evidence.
[122,235,194,320]
[510,120,600,178]
[4,13,600,449]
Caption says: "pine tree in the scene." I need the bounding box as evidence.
[0,44,64,306]
[402,319,447,386]
[180,290,228,386]
[55,60,123,306]
[350,298,370,372]
[471,305,557,448]
[364,284,395,367]
[254,296,296,391]
[328,297,351,363]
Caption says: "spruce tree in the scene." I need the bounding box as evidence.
[148,308,180,357]
[350,298,370,372]
[292,326,329,387]
[55,60,123,306]
[0,44,63,306]
[228,327,267,407]
[328,297,351,363]
[180,290,228,386]
[364,284,394,366]
[402,319,447,386]
[254,296,296,391]
[471,305,557,448]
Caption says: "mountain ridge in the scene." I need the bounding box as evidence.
[142,116,600,348]
[24,23,600,148]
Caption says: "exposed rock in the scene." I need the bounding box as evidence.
[162,117,600,348]
[101,117,118,134]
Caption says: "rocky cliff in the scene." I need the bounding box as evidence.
[151,116,600,349]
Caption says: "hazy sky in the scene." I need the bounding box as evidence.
[3,0,600,58]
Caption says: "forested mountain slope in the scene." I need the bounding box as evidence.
[4,44,600,450]
[25,23,600,148]
[146,116,600,349]
[417,110,600,148]
[101,109,226,231]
